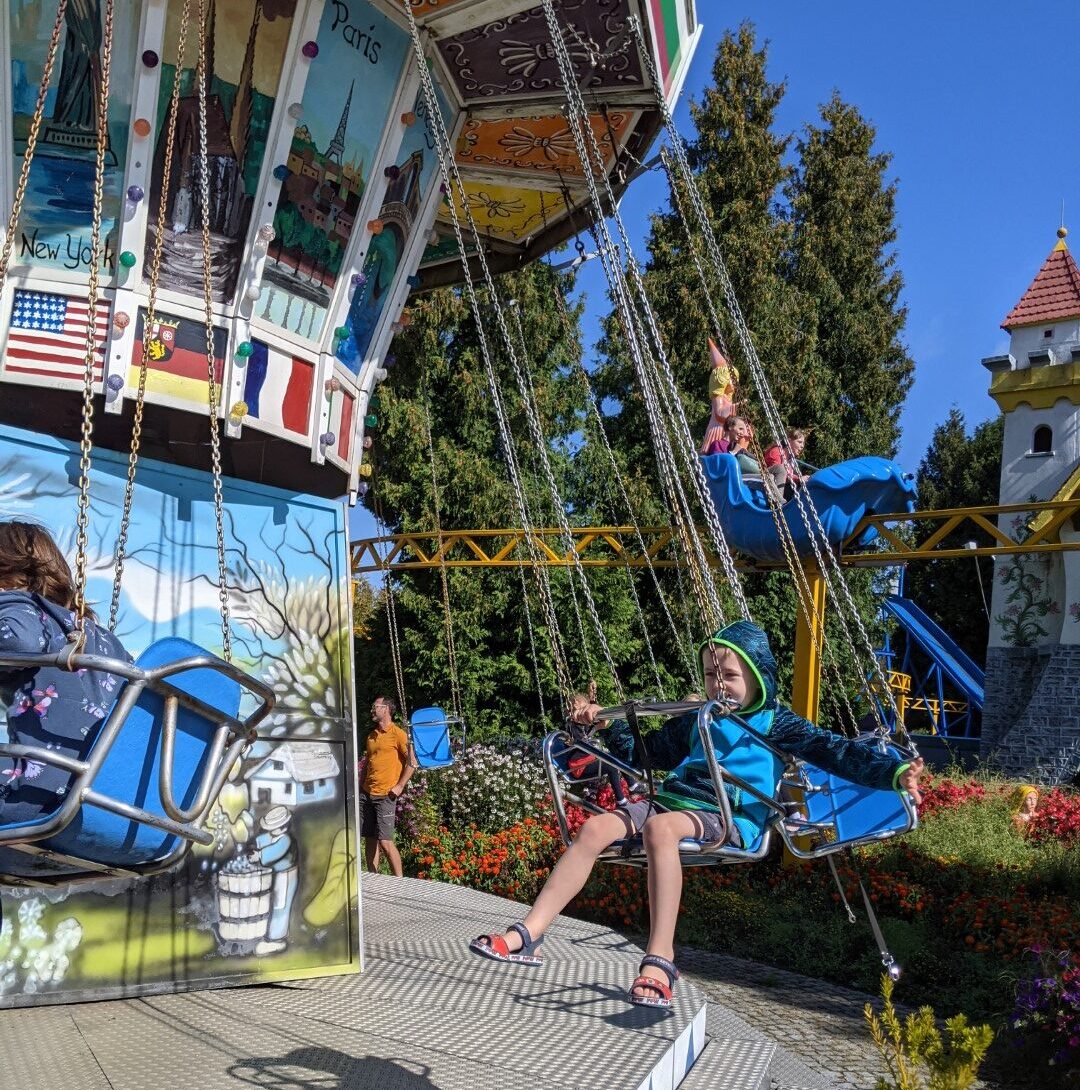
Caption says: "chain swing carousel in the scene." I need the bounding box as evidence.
[0,0,699,1007]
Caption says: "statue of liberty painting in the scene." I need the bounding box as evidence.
[40,0,117,164]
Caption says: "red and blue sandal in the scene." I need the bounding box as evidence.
[629,954,679,1008]
[469,922,544,966]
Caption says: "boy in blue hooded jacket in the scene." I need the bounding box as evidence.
[471,619,925,1007]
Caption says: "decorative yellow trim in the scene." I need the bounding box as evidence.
[988,359,1080,411]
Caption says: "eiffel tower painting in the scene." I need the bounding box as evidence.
[324,81,354,167]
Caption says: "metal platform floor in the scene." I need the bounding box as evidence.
[0,875,805,1090]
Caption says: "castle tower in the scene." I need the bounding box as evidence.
[325,81,353,167]
[980,226,1080,781]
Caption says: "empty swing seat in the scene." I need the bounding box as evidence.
[781,747,916,859]
[409,706,461,770]
[0,636,274,885]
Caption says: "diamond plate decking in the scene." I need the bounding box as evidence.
[0,875,798,1090]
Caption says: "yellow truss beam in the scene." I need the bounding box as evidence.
[351,498,1080,574]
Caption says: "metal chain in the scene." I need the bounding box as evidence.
[111,0,193,628]
[631,19,905,743]
[506,302,624,700]
[72,0,115,628]
[555,281,694,684]
[0,0,67,288]
[516,560,549,729]
[403,4,576,707]
[373,491,409,719]
[196,0,233,661]
[543,2,745,629]
[501,294,593,682]
[421,381,462,720]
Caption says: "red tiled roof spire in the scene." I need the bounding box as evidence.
[1002,227,1080,329]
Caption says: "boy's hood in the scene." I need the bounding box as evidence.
[697,619,777,714]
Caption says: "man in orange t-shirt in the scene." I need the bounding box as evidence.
[360,696,415,877]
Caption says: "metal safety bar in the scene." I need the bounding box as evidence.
[543,699,919,868]
[0,650,275,871]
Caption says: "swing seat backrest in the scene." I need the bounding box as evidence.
[0,637,243,878]
[796,757,915,857]
[410,706,457,769]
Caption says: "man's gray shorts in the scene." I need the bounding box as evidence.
[617,799,741,846]
[361,794,397,840]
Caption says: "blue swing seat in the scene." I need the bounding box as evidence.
[781,743,916,859]
[409,705,461,770]
[0,637,274,886]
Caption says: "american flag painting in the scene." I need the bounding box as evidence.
[3,289,110,384]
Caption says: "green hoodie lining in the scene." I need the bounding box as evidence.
[697,636,767,715]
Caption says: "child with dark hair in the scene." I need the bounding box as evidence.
[470,620,924,1008]
[0,521,131,824]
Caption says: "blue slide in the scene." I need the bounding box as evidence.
[702,453,917,563]
[882,594,985,708]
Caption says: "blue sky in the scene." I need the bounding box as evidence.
[349,1,1080,543]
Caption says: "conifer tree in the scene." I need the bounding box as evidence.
[788,94,914,463]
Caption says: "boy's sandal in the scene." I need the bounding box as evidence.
[469,922,544,966]
[629,954,679,1008]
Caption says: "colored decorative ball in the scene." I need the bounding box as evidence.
[358,463,373,478]
[367,219,384,235]
[126,185,144,203]
[106,374,125,391]
[325,377,342,394]
[257,223,275,243]
[133,117,152,138]
[245,284,261,302]
[119,251,137,268]
[390,321,403,335]
[236,341,253,359]
[273,164,290,182]
[351,271,367,288]
[287,102,304,120]
[334,325,350,340]
[321,431,336,446]
[302,40,319,59]
[230,401,249,419]
[401,111,416,126]
[383,164,400,181]
[142,50,159,68]
[365,413,378,428]
[362,436,373,450]
[373,367,388,383]
[357,482,369,497]
[112,311,131,331]
[385,354,397,368]
[406,274,421,289]
[439,182,448,195]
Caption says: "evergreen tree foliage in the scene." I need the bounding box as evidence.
[902,410,1003,665]
[788,94,915,463]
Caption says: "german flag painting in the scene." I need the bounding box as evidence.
[130,308,228,408]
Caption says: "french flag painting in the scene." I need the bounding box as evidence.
[243,341,314,436]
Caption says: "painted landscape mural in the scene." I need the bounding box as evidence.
[260,0,408,340]
[8,0,141,276]
[0,424,358,1004]
[145,0,296,303]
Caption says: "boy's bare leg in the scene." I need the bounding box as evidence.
[497,811,629,951]
[364,837,380,873]
[639,810,701,994]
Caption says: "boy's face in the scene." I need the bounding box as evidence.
[701,646,758,710]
